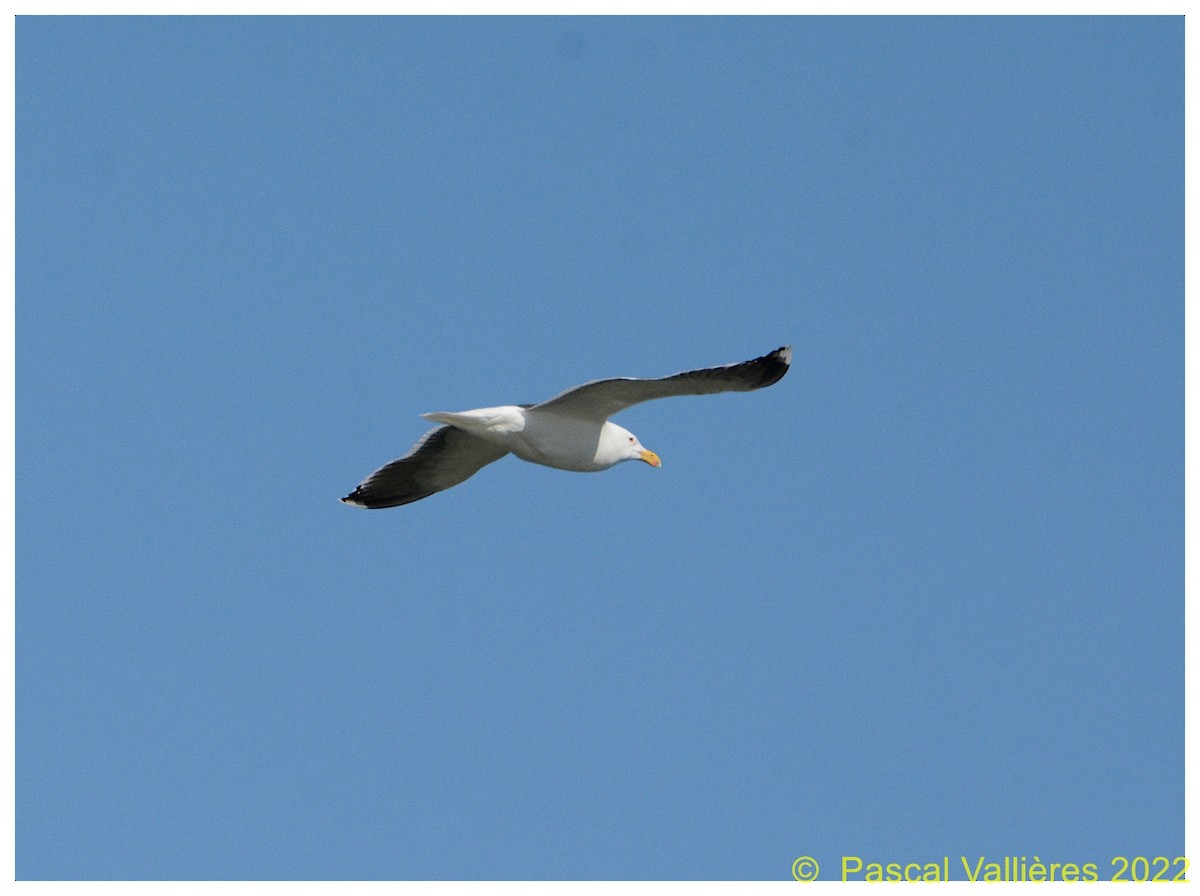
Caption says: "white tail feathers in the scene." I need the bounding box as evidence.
[421,411,478,427]
[420,406,527,436]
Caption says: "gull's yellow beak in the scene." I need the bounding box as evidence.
[639,449,662,468]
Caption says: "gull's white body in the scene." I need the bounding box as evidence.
[343,345,791,509]
[422,407,650,473]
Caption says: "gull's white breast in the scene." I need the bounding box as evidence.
[511,410,610,472]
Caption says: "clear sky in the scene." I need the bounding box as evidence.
[17,15,1182,881]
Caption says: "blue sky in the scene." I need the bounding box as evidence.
[16,16,1182,881]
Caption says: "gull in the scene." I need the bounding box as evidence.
[342,345,792,509]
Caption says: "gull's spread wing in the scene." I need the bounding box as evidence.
[531,345,792,421]
[342,425,509,509]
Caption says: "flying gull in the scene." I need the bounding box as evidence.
[342,345,792,509]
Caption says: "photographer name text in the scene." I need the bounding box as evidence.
[834,855,1188,882]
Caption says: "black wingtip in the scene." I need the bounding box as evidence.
[340,482,438,509]
[754,345,792,389]
[341,486,378,508]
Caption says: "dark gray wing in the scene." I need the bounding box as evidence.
[531,346,792,421]
[342,425,509,509]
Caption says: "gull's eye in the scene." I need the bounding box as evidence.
[629,436,635,443]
